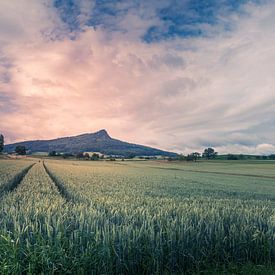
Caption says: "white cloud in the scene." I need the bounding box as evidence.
[215,143,275,156]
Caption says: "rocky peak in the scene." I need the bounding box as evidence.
[94,129,111,139]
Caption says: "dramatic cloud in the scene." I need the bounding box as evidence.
[0,0,275,154]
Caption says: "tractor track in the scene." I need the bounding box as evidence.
[42,161,75,203]
[0,163,36,196]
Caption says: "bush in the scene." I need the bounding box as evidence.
[91,153,100,161]
[15,145,26,155]
[49,151,57,157]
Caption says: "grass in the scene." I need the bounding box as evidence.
[0,158,274,274]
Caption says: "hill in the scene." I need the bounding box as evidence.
[4,129,177,157]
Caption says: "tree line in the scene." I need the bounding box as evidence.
[171,148,275,161]
[171,148,218,162]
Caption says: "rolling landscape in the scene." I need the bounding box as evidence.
[4,129,177,157]
[1,0,275,274]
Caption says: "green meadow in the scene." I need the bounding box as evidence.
[0,158,274,274]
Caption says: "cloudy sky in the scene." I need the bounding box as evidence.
[0,0,275,155]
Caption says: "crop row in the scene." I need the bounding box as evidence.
[0,159,33,189]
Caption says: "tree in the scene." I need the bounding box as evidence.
[186,154,195,161]
[202,148,217,159]
[91,153,100,161]
[191,152,201,162]
[48,151,57,157]
[0,134,4,153]
[84,153,90,160]
[15,145,26,155]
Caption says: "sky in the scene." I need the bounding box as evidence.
[0,0,275,155]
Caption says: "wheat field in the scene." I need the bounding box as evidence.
[0,158,274,274]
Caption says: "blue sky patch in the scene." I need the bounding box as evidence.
[54,0,262,41]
